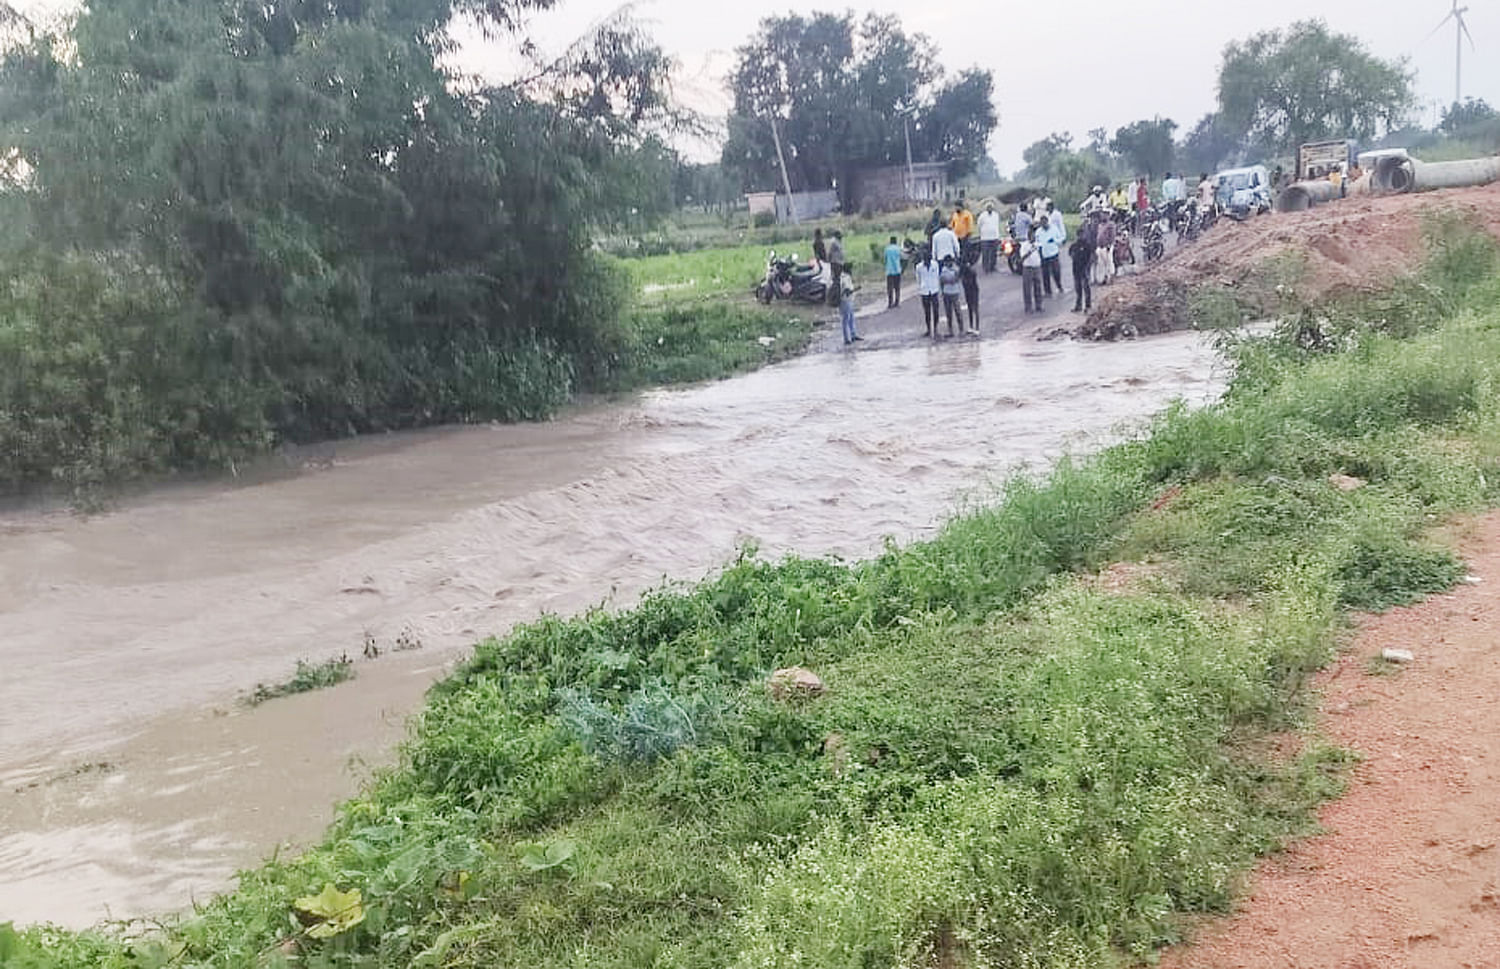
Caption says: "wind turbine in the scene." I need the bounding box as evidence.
[1428,0,1476,107]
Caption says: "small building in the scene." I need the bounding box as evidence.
[746,192,777,219]
[849,161,949,211]
[744,189,841,224]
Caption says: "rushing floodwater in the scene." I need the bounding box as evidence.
[0,331,1225,927]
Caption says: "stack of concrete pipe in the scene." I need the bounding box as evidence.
[1277,154,1500,213]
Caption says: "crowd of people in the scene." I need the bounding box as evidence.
[813,166,1265,344]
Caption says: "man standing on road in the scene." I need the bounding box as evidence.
[1094,212,1116,285]
[883,235,903,309]
[1135,177,1150,232]
[1162,172,1184,224]
[950,201,975,243]
[930,220,960,266]
[1068,231,1093,313]
[1012,205,1033,251]
[916,247,941,337]
[839,264,861,345]
[827,230,845,307]
[977,202,1002,273]
[1020,226,1044,314]
[1037,214,1063,298]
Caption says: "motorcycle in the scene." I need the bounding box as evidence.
[1141,209,1167,263]
[754,250,828,305]
[1003,229,1023,275]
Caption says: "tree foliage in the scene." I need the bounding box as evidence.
[1440,97,1499,134]
[1110,117,1178,178]
[721,12,996,197]
[0,0,678,492]
[1217,20,1412,153]
[1177,113,1241,176]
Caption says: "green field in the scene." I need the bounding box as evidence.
[14,219,1500,969]
[620,231,904,306]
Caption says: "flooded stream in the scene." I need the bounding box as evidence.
[0,331,1226,927]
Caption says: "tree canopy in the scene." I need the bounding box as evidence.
[1217,20,1412,153]
[721,12,996,198]
[0,0,679,490]
[1110,117,1178,178]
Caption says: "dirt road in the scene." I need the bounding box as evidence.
[1162,513,1500,969]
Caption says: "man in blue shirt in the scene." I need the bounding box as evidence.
[883,236,904,308]
[1037,219,1064,297]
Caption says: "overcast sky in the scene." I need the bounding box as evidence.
[450,0,1500,172]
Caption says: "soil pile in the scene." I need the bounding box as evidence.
[1080,182,1500,340]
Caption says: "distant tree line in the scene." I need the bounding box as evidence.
[1017,20,1420,205]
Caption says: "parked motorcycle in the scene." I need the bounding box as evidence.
[755,250,828,304]
[1003,229,1023,274]
[1141,210,1166,263]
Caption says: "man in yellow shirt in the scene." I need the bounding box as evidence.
[949,202,975,242]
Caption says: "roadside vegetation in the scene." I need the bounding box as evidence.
[9,219,1500,968]
[0,0,811,501]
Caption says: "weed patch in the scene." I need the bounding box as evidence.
[242,656,356,706]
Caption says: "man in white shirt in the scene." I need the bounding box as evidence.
[1082,185,1107,216]
[976,202,1002,273]
[930,223,960,265]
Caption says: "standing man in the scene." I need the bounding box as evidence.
[883,235,903,309]
[1135,177,1150,232]
[1068,230,1093,313]
[1161,171,1183,224]
[915,247,941,337]
[839,264,861,345]
[827,230,845,308]
[950,201,975,242]
[1037,213,1063,298]
[977,202,1002,273]
[1197,172,1215,212]
[1020,226,1044,314]
[1012,204,1033,251]
[930,219,960,267]
[1094,211,1116,285]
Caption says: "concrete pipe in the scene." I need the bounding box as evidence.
[1371,155,1500,194]
[1276,179,1340,212]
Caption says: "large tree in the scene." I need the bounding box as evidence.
[721,12,996,196]
[1110,117,1178,178]
[1177,113,1241,175]
[0,0,680,488]
[1217,20,1412,154]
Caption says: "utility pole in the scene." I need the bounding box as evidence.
[1456,16,1463,107]
[769,116,798,224]
[903,80,915,201]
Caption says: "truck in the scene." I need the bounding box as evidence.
[1296,139,1355,181]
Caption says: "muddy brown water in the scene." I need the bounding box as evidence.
[0,329,1224,928]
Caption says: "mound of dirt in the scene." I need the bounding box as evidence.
[1079,181,1500,340]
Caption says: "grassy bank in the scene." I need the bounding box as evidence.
[11,220,1500,968]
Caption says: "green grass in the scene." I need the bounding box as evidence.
[601,305,815,391]
[12,219,1500,968]
[618,231,899,307]
[241,656,356,706]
